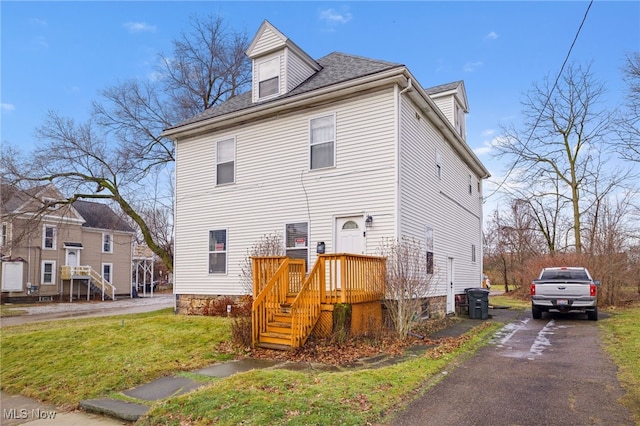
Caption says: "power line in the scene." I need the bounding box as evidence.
[485,0,594,201]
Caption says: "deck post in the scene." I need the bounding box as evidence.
[340,254,347,304]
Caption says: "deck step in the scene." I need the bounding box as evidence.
[260,331,292,346]
[273,313,292,323]
[267,321,292,334]
[255,342,293,351]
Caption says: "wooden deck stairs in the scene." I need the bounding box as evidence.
[252,254,386,350]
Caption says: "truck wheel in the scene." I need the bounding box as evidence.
[532,304,542,319]
[587,308,598,321]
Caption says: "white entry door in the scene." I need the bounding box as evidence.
[67,250,79,267]
[447,257,455,313]
[335,216,365,254]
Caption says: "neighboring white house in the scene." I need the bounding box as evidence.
[163,20,490,315]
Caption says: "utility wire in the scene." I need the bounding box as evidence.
[485,0,594,201]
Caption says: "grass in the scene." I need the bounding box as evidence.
[139,323,500,426]
[0,304,29,317]
[599,304,640,424]
[489,293,530,310]
[0,308,235,407]
[3,298,637,424]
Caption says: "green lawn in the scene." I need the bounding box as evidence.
[0,309,235,407]
[600,305,640,424]
[2,300,637,425]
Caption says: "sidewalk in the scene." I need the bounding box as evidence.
[1,306,523,425]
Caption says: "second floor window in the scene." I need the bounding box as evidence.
[216,138,235,185]
[310,114,335,170]
[103,233,112,253]
[43,225,56,249]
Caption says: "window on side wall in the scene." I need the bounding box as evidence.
[1,222,8,247]
[216,138,235,185]
[209,229,227,274]
[472,244,476,263]
[285,222,308,270]
[435,152,442,180]
[425,226,434,274]
[42,261,56,285]
[258,57,280,99]
[468,174,473,194]
[310,114,335,170]
[43,225,56,250]
[102,263,112,282]
[103,233,112,253]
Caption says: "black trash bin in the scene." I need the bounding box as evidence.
[466,288,489,319]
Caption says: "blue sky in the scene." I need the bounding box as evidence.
[2,1,639,204]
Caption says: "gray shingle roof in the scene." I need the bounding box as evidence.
[167,52,404,130]
[72,200,135,233]
[424,80,463,95]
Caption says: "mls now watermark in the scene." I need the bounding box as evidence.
[3,408,57,420]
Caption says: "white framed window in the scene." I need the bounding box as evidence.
[436,152,442,180]
[468,174,473,194]
[209,229,227,274]
[258,56,280,99]
[286,222,308,270]
[472,244,477,263]
[216,138,236,185]
[102,263,112,283]
[102,233,112,253]
[1,222,7,247]
[310,114,336,170]
[43,225,56,250]
[41,260,56,285]
[425,226,434,274]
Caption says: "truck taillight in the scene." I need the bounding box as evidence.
[590,284,597,297]
[530,283,536,296]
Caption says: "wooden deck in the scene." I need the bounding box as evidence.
[251,254,386,349]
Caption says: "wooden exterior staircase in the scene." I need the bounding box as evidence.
[252,254,386,350]
[60,265,116,301]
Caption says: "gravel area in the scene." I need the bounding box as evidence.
[7,294,174,315]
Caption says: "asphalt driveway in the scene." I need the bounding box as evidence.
[388,311,635,425]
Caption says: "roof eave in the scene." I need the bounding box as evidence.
[162,67,408,140]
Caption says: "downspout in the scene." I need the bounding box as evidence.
[396,78,413,238]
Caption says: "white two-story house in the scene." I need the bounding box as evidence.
[163,21,490,316]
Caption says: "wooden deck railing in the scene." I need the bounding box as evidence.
[251,258,306,347]
[318,254,386,304]
[60,265,116,301]
[252,254,386,349]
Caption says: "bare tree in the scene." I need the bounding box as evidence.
[615,52,640,162]
[2,14,251,273]
[496,63,625,253]
[378,237,437,340]
[239,232,285,295]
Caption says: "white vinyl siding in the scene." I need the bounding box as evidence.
[398,96,482,296]
[174,89,397,295]
[250,25,284,57]
[285,49,317,92]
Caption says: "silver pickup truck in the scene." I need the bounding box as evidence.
[530,267,599,321]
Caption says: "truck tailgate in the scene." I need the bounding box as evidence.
[536,281,591,298]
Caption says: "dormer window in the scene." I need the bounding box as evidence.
[258,57,280,99]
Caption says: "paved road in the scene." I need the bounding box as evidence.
[388,311,635,426]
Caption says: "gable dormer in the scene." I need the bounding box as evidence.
[426,81,468,140]
[246,21,321,103]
